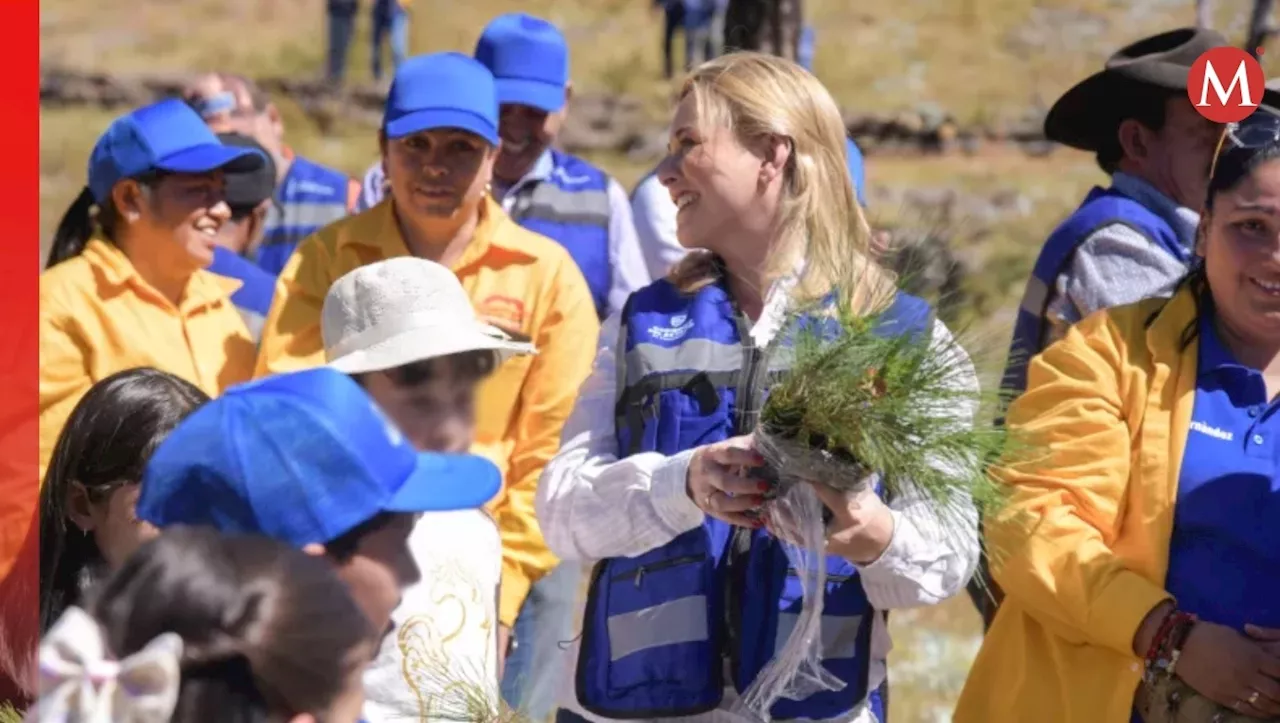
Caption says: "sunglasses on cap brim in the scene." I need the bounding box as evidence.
[1223,110,1280,150]
[1208,110,1280,181]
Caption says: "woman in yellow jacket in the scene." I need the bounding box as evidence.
[255,52,599,661]
[957,111,1280,723]
[40,99,264,485]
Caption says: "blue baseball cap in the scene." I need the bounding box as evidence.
[474,13,570,114]
[137,367,502,549]
[846,137,868,207]
[384,53,500,145]
[87,98,265,204]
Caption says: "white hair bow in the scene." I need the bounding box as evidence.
[25,606,182,723]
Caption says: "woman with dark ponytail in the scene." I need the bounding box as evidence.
[39,98,265,493]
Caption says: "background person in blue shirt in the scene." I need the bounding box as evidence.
[136,367,504,645]
[474,12,650,323]
[206,132,280,342]
[182,72,362,276]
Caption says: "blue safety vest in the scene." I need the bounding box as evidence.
[207,246,276,343]
[576,277,932,720]
[506,150,613,320]
[999,184,1187,400]
[256,156,351,276]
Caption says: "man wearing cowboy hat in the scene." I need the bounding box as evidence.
[977,27,1280,628]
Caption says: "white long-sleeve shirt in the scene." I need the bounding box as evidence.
[536,277,981,723]
[630,169,690,281]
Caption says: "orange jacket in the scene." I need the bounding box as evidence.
[955,290,1200,723]
[255,198,599,626]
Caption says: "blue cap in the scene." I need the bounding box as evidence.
[474,13,569,114]
[845,137,868,207]
[384,53,500,144]
[137,367,502,548]
[87,98,265,204]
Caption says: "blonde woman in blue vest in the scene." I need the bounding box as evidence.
[954,110,1280,723]
[537,52,980,723]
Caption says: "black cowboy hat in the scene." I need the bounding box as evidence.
[1046,27,1280,150]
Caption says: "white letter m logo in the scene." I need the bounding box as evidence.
[1197,59,1258,108]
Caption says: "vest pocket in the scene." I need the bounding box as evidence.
[654,389,732,457]
[734,545,874,720]
[577,531,722,718]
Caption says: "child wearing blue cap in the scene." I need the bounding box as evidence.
[474,13,651,323]
[39,98,265,496]
[136,365,503,679]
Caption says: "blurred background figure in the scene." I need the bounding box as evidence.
[182,72,361,276]
[206,132,280,342]
[372,0,411,83]
[327,0,413,86]
[475,13,648,322]
[658,0,688,80]
[327,0,359,86]
[724,0,804,62]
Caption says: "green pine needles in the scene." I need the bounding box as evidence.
[757,292,1016,561]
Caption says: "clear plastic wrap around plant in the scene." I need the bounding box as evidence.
[728,459,846,723]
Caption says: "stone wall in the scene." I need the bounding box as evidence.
[40,67,1058,161]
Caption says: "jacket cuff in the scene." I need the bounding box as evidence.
[650,449,703,532]
[1088,571,1173,657]
[498,562,532,628]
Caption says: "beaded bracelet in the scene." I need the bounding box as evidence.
[1163,613,1197,678]
[1143,609,1197,684]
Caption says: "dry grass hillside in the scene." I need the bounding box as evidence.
[38,0,1280,720]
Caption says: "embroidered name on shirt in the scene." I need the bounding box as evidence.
[1190,420,1234,441]
[294,180,339,197]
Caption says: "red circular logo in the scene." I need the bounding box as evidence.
[1187,47,1266,123]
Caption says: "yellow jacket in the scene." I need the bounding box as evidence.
[41,239,257,480]
[31,239,257,581]
[955,288,1200,723]
[255,198,600,626]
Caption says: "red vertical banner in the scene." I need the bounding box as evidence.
[0,0,43,708]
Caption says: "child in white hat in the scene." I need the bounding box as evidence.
[322,256,534,722]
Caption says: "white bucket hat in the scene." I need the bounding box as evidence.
[322,257,536,375]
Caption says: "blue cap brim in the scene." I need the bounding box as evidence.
[385,452,502,513]
[495,78,566,114]
[156,144,266,175]
[384,109,499,145]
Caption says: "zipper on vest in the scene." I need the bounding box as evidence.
[610,554,706,588]
[724,315,768,689]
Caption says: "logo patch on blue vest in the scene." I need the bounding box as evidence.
[649,313,695,342]
[295,180,339,197]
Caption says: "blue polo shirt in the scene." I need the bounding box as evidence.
[207,246,277,343]
[1165,314,1280,631]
